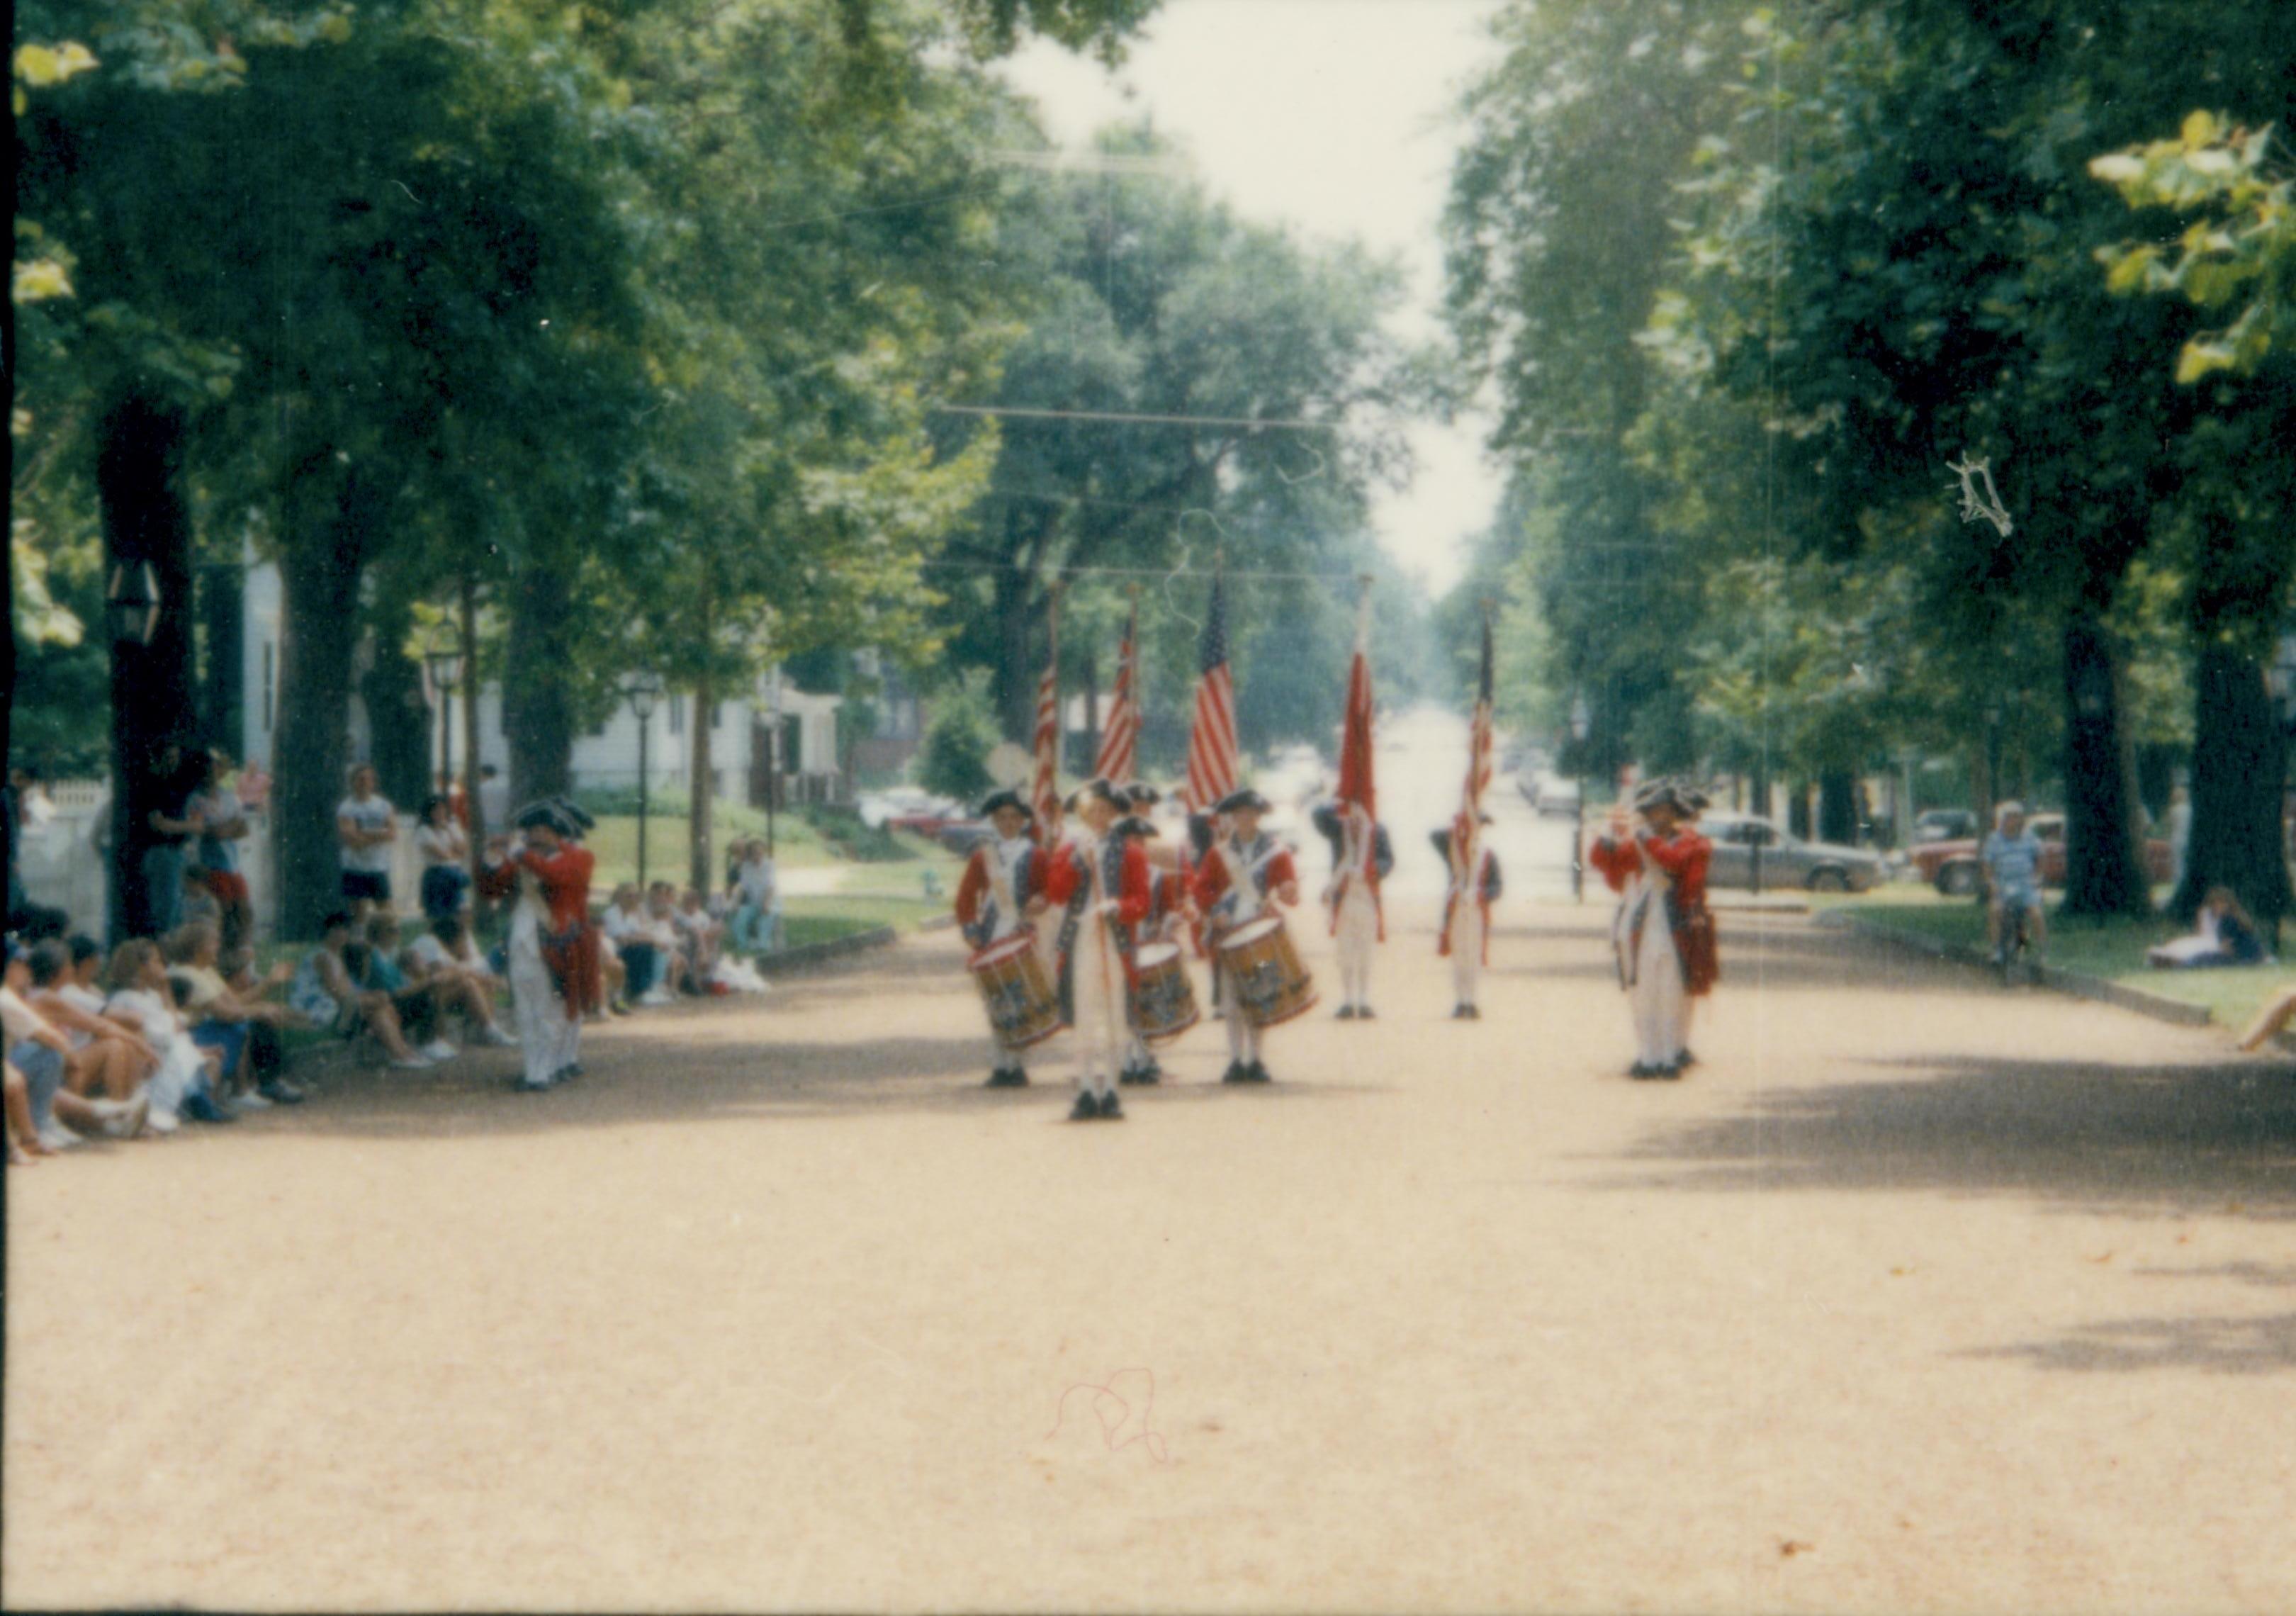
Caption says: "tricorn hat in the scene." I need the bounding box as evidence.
[1215,787,1270,815]
[1125,782,1161,808]
[978,789,1033,821]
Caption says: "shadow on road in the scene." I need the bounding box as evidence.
[1968,1313,2296,1374]
[1610,1052,2296,1222]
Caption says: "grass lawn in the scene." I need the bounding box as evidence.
[782,892,945,941]
[583,806,840,891]
[1826,884,2289,1031]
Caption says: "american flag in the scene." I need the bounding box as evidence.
[1454,608,1495,883]
[1032,593,1062,834]
[1184,568,1239,812]
[1093,598,1139,784]
[1336,584,1375,822]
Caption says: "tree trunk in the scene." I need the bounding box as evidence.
[97,393,199,943]
[271,469,373,941]
[504,564,577,805]
[1818,768,1857,846]
[2058,612,2150,917]
[2171,644,2292,936]
[361,589,430,809]
[690,667,715,896]
[198,559,245,761]
[992,561,1036,744]
[458,573,490,919]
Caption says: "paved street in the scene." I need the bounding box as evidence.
[6,887,2292,1612]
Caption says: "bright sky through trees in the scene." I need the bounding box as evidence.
[1002,0,1504,594]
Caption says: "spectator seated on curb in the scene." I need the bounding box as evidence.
[23,939,162,1116]
[163,922,306,1106]
[675,887,725,982]
[6,941,150,1144]
[398,914,514,1049]
[358,914,466,1062]
[2148,887,2275,971]
[6,1057,45,1164]
[286,913,435,1070]
[647,882,702,995]
[726,838,784,954]
[103,940,227,1126]
[602,884,677,1006]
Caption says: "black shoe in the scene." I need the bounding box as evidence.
[1463,1004,1482,1021]
[1221,1062,1251,1084]
[1628,1062,1658,1080]
[1674,1049,1697,1070]
[986,1068,1027,1089]
[1097,1092,1124,1120]
[1069,1093,1101,1122]
[1246,1061,1272,1084]
[1132,1067,1160,1085]
[1451,1004,1469,1020]
[1358,1006,1376,1020]
[1118,1067,1143,1085]
[1336,1004,1358,1020]
[1659,1061,1685,1080]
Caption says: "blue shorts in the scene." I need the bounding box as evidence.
[1996,882,2042,913]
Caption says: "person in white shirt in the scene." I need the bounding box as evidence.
[6,943,148,1144]
[728,840,783,953]
[674,888,724,980]
[335,764,398,914]
[104,938,230,1124]
[415,794,471,921]
[602,885,676,1005]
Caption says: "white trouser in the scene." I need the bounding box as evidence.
[508,917,575,1085]
[1336,887,1378,1009]
[1219,964,1263,1066]
[1070,920,1125,1100]
[1448,902,1483,1008]
[1630,911,1686,1069]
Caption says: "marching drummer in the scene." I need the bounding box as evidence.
[1037,780,1153,1121]
[1189,787,1304,1084]
[1588,779,1716,1079]
[1434,812,1502,1021]
[953,789,1044,1089]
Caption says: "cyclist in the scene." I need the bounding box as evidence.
[1982,800,2047,967]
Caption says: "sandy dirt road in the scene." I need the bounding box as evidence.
[6,899,2293,1613]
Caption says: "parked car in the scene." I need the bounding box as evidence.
[1531,773,1580,819]
[1908,811,2176,896]
[1910,808,1979,844]
[1701,811,1890,893]
[936,818,992,855]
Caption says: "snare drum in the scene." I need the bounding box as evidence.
[1128,941,1200,1044]
[969,932,1062,1051]
[1215,915,1318,1028]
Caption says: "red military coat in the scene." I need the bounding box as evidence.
[1189,836,1299,938]
[1588,829,1716,995]
[478,842,598,1020]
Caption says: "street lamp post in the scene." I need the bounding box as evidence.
[622,670,666,887]
[765,666,784,858]
[104,562,162,647]
[422,622,465,804]
[1570,692,1592,903]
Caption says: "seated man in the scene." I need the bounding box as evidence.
[403,914,515,1048]
[602,884,674,1006]
[360,914,466,1062]
[287,914,433,1070]
[1981,801,2048,965]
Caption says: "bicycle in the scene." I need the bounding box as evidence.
[1994,897,2043,987]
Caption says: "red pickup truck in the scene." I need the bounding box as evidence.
[1910,812,2174,895]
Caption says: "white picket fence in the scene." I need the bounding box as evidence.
[17,781,426,941]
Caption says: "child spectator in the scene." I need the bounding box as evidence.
[415,795,471,921]
[289,914,433,1070]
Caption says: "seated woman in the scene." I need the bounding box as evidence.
[104,939,228,1126]
[163,922,305,1106]
[286,913,434,1071]
[22,938,158,1108]
[7,943,149,1142]
[602,884,673,1005]
[2148,887,2274,970]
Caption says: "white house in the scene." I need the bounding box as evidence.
[235,562,845,804]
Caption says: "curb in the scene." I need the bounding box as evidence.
[918,913,959,933]
[754,926,900,975]
[1816,911,2215,1028]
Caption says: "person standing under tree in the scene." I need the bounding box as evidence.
[336,765,399,916]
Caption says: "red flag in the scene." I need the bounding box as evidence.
[1336,585,1375,821]
[1184,568,1239,812]
[1447,609,1495,947]
[1093,599,1139,785]
[1032,593,1062,837]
